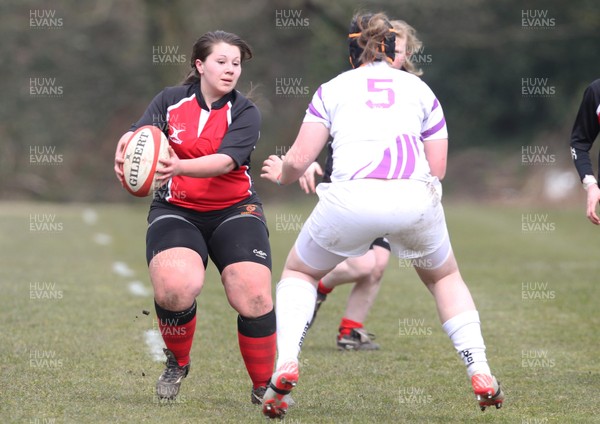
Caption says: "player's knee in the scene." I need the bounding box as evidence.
[370,264,386,284]
[355,267,373,281]
[230,292,272,318]
[415,254,459,286]
[346,254,376,280]
[150,268,203,310]
[154,290,196,311]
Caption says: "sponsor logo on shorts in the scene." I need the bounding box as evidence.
[253,249,267,260]
[239,204,263,218]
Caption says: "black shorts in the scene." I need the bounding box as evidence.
[146,197,271,273]
[370,237,391,251]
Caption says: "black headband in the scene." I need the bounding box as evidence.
[348,28,397,69]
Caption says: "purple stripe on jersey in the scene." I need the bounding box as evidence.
[400,135,416,179]
[391,137,405,179]
[431,98,439,112]
[421,117,446,140]
[352,135,419,180]
[308,85,326,120]
[308,102,325,120]
[364,148,392,179]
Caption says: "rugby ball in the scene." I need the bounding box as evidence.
[122,125,170,197]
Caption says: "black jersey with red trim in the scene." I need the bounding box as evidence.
[570,78,600,181]
[130,82,260,212]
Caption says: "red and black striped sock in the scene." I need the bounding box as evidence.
[155,300,197,367]
[237,308,276,389]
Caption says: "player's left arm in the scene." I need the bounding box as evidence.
[420,83,448,181]
[157,150,235,181]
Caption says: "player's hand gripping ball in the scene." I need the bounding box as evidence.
[121,125,169,197]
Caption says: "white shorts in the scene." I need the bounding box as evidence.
[294,178,451,271]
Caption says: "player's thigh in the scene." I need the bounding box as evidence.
[209,215,272,273]
[146,213,208,302]
[221,262,273,317]
[209,216,273,316]
[284,228,347,283]
[149,247,206,300]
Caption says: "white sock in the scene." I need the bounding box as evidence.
[442,310,491,378]
[275,277,317,369]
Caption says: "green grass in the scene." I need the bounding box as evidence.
[1,200,599,423]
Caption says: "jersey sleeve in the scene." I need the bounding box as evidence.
[570,80,600,181]
[129,89,168,133]
[217,102,261,168]
[303,85,331,128]
[420,90,448,142]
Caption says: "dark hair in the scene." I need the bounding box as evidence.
[182,30,253,85]
[348,12,395,68]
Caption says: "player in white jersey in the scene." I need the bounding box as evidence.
[260,12,504,419]
[301,20,425,351]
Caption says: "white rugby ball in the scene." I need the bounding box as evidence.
[122,125,169,197]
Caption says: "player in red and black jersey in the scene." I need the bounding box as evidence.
[114,31,276,405]
[570,78,600,224]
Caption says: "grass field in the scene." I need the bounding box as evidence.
[1,199,599,423]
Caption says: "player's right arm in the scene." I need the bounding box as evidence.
[116,89,168,185]
[267,83,331,186]
[281,123,329,184]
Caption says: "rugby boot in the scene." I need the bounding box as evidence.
[262,361,299,419]
[472,373,504,411]
[337,327,380,351]
[156,348,190,400]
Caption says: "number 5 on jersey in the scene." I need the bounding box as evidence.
[366,78,395,109]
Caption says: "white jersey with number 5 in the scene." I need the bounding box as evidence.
[304,61,447,183]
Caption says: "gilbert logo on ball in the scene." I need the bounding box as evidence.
[122,125,169,197]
